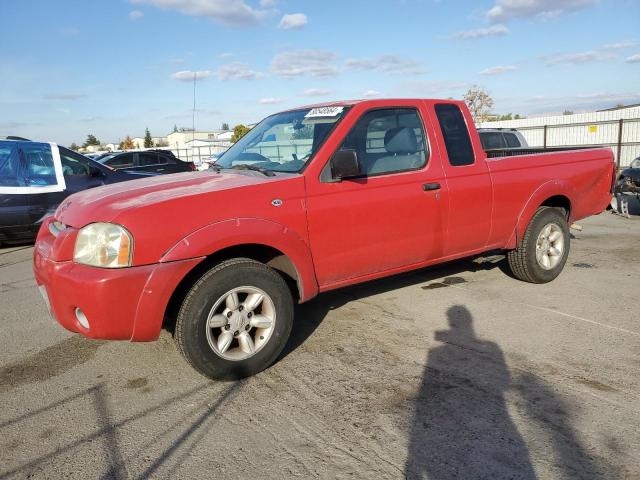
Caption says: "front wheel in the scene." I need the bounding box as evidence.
[175,258,293,380]
[507,207,570,283]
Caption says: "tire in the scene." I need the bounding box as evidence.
[507,207,570,284]
[175,258,293,380]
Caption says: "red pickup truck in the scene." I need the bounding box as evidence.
[33,99,614,380]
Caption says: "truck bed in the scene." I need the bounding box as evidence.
[485,146,594,159]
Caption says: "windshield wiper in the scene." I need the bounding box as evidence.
[229,164,276,177]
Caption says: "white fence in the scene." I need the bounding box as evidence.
[479,106,640,168]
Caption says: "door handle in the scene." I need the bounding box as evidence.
[422,182,441,191]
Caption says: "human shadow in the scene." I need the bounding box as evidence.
[514,373,615,480]
[404,305,537,480]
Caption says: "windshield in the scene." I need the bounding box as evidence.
[217,106,349,173]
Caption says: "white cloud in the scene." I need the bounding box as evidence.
[480,65,517,75]
[271,50,338,78]
[451,24,508,40]
[259,0,275,6]
[303,88,331,96]
[129,10,144,20]
[259,97,283,104]
[487,0,597,22]
[215,62,263,80]
[543,42,636,66]
[601,41,637,50]
[45,93,87,100]
[363,90,381,97]
[626,54,640,63]
[345,55,424,75]
[219,52,235,59]
[130,0,267,25]
[278,13,307,30]
[542,50,614,66]
[171,70,211,81]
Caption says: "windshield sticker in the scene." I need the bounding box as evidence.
[305,106,344,118]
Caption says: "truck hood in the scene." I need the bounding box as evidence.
[55,170,307,266]
[56,170,272,227]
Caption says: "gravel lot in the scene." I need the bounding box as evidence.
[1,212,639,480]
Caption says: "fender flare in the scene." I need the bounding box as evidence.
[160,218,319,301]
[506,180,575,249]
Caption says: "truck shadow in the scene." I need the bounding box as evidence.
[282,257,502,359]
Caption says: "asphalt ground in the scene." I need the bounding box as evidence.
[1,211,639,479]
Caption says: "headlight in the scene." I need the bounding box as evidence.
[74,223,133,268]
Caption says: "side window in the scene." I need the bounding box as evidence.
[338,108,428,176]
[139,152,159,166]
[0,142,22,187]
[480,132,505,150]
[59,148,91,177]
[435,104,475,166]
[109,154,134,168]
[503,132,521,148]
[21,143,57,185]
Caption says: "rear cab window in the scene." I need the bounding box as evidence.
[503,132,521,148]
[480,132,506,150]
[435,104,475,167]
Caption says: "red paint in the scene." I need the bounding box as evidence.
[33,99,614,342]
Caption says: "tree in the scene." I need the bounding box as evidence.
[463,85,494,123]
[231,124,251,143]
[563,110,574,116]
[144,128,153,148]
[119,136,135,150]
[69,142,79,151]
[221,122,230,131]
[83,134,101,148]
[173,124,179,133]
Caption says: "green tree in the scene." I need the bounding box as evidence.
[83,134,100,147]
[563,110,574,116]
[231,124,251,143]
[144,128,153,148]
[173,124,179,133]
[69,142,79,151]
[221,122,230,131]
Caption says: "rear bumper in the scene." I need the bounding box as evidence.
[33,220,204,341]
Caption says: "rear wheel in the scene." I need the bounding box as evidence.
[175,258,293,380]
[507,207,570,283]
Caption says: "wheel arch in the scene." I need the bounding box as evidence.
[506,181,574,249]
[160,218,319,333]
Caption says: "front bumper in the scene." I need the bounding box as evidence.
[33,218,204,341]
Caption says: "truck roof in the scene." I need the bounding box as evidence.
[284,98,463,111]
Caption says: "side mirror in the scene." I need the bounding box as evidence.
[330,149,360,180]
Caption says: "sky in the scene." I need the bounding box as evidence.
[1,0,639,145]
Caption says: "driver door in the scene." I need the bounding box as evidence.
[305,104,448,288]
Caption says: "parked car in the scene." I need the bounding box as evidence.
[34,99,614,380]
[478,128,528,150]
[0,139,148,244]
[198,152,224,171]
[98,149,195,174]
[611,156,640,214]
